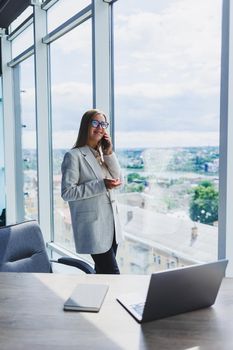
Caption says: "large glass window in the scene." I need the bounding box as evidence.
[19,56,38,220]
[10,7,33,32]
[50,20,93,252]
[47,0,91,32]
[114,0,222,273]
[11,24,34,58]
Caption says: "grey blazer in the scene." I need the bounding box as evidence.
[61,146,123,254]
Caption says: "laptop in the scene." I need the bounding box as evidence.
[117,259,228,323]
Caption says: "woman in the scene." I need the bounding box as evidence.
[61,109,123,274]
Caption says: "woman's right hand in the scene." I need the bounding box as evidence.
[104,178,122,189]
[100,133,112,155]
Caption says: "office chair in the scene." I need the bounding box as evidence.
[0,208,6,227]
[0,220,95,274]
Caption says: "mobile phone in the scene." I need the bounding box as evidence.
[101,136,109,150]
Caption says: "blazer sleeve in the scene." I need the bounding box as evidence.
[61,151,107,201]
[103,152,122,180]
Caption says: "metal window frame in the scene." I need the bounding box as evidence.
[41,0,59,11]
[32,2,54,243]
[101,0,117,143]
[109,2,115,146]
[219,0,233,276]
[93,0,112,121]
[42,4,92,44]
[13,65,25,221]
[7,45,34,67]
[8,14,34,41]
[0,29,18,223]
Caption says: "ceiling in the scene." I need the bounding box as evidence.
[0,0,30,74]
[0,0,30,29]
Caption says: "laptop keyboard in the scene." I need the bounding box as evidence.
[131,302,145,316]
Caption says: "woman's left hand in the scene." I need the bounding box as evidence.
[104,178,122,189]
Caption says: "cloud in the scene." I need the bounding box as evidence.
[20,81,93,131]
[22,130,219,149]
[51,82,91,104]
[18,0,222,138]
[22,130,77,150]
[115,131,219,148]
[116,83,185,99]
[12,25,34,58]
[114,94,220,133]
[50,82,92,130]
[50,19,92,54]
[52,131,78,149]
[112,0,222,135]
[114,0,221,99]
[47,0,91,33]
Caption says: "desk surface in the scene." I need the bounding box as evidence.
[0,273,232,350]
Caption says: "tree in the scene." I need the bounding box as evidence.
[127,173,141,183]
[189,181,218,225]
[127,172,147,183]
[125,183,144,193]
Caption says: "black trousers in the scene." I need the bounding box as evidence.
[91,236,120,274]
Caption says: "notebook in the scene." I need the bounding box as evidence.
[64,283,109,312]
[117,259,228,323]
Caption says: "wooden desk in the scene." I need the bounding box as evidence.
[0,273,232,350]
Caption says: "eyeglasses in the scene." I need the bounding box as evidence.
[90,120,109,129]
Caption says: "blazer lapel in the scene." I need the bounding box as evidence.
[79,146,103,180]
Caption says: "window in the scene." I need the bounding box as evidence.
[11,24,34,58]
[50,19,93,252]
[114,0,222,273]
[47,0,91,32]
[19,56,38,220]
[10,7,33,32]
[2,0,232,276]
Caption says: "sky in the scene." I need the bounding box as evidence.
[114,0,222,140]
[18,0,222,149]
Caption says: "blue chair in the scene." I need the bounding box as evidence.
[0,208,6,227]
[0,220,95,274]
